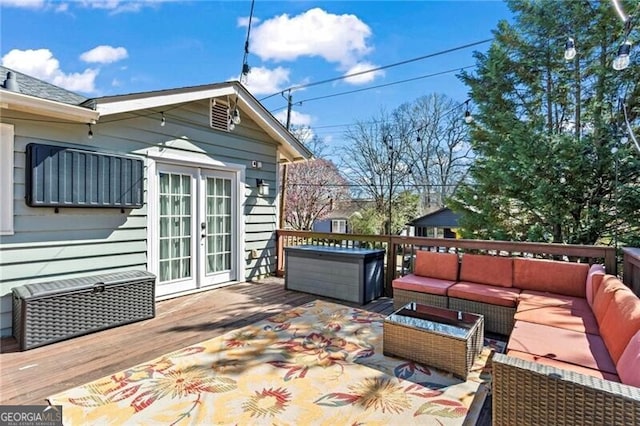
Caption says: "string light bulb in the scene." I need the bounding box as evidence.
[160,112,166,126]
[564,37,576,61]
[464,99,474,124]
[613,40,632,70]
[87,123,93,139]
[231,108,241,125]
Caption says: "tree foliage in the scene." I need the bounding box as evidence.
[450,0,640,246]
[284,158,349,230]
[340,95,472,233]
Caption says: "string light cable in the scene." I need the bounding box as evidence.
[621,100,640,155]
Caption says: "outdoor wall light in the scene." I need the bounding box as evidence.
[564,37,577,60]
[257,179,269,196]
[613,40,632,70]
[160,112,166,127]
[87,123,94,139]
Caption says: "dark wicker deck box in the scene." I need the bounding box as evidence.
[285,245,384,304]
[12,270,156,350]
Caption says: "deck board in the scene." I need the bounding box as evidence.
[0,277,491,424]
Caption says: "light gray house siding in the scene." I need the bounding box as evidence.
[0,98,281,337]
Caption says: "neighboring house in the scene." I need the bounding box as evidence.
[0,66,312,337]
[312,199,375,233]
[408,207,460,239]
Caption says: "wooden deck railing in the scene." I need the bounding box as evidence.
[275,230,618,296]
[623,247,640,296]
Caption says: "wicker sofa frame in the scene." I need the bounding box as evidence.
[448,297,515,337]
[492,353,640,425]
[392,288,448,310]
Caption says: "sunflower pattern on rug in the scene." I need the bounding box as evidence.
[48,300,504,425]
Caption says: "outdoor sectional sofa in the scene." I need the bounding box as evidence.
[392,250,640,425]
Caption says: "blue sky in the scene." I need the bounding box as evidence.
[1,0,512,147]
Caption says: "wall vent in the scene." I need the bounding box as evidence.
[25,143,144,209]
[210,98,230,131]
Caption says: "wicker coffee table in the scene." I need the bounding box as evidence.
[383,302,484,379]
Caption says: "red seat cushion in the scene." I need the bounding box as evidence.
[506,349,620,382]
[460,254,513,288]
[414,251,459,281]
[518,290,591,313]
[392,274,455,296]
[507,320,617,375]
[448,282,521,307]
[513,258,589,298]
[598,285,640,364]
[514,301,600,335]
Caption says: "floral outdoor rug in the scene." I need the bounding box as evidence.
[48,300,505,425]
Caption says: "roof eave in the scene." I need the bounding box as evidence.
[0,90,99,123]
[93,82,312,162]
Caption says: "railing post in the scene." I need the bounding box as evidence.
[276,230,285,277]
[386,236,397,297]
[604,247,617,277]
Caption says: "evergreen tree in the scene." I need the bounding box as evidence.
[450,0,640,246]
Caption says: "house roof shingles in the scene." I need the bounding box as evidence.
[0,65,88,106]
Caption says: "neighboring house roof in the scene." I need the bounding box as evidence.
[323,199,375,220]
[409,207,461,227]
[0,66,312,162]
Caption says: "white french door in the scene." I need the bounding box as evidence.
[156,164,237,296]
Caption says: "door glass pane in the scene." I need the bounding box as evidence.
[205,177,232,274]
[159,172,192,283]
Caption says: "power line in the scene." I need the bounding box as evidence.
[269,65,475,113]
[259,38,493,101]
[287,183,469,188]
[284,98,473,136]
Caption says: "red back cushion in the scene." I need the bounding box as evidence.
[460,254,513,287]
[414,251,459,281]
[586,264,606,307]
[592,275,628,325]
[513,258,589,298]
[599,285,640,364]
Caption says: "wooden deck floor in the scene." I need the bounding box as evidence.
[0,277,491,424]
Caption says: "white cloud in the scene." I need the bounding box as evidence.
[274,109,312,128]
[251,8,372,68]
[0,0,45,8]
[0,0,168,13]
[78,0,149,13]
[342,62,385,85]
[80,45,128,64]
[2,48,98,93]
[238,66,290,96]
[237,16,261,27]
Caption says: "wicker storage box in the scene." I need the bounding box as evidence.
[285,245,384,304]
[12,270,156,350]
